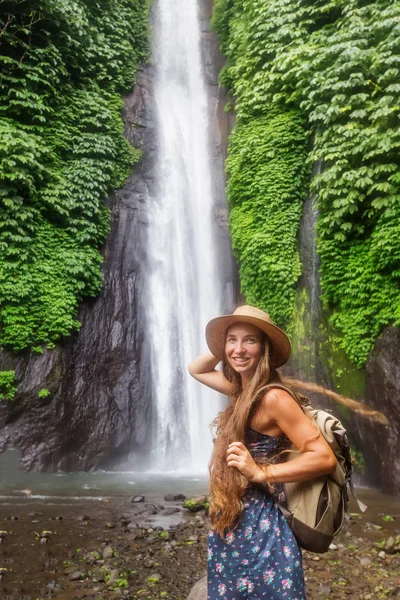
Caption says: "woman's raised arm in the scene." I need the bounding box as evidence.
[188,351,233,395]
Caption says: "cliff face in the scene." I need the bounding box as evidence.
[0,0,234,471]
[0,67,155,470]
[363,327,400,493]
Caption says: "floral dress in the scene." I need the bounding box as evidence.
[207,429,306,599]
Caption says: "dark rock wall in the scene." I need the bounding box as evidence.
[363,327,400,494]
[0,0,235,471]
[0,66,155,470]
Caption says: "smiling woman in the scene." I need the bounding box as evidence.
[188,305,336,599]
[224,324,264,384]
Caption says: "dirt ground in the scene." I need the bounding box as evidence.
[0,494,399,600]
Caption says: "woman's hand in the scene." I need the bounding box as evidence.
[226,442,265,484]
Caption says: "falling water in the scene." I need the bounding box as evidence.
[145,0,226,471]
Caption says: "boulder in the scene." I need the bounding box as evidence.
[187,576,207,600]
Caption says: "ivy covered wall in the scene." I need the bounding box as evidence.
[213,0,400,367]
[0,0,149,353]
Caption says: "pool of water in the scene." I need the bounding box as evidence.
[0,449,208,502]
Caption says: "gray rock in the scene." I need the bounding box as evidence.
[164,493,186,501]
[131,495,145,503]
[106,569,120,586]
[102,545,113,559]
[187,576,207,600]
[328,543,338,550]
[70,570,85,581]
[163,507,180,516]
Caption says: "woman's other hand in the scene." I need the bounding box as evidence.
[226,442,264,483]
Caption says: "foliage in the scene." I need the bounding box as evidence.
[226,111,308,326]
[350,446,365,473]
[213,0,400,365]
[0,370,17,401]
[0,0,149,352]
[38,387,50,398]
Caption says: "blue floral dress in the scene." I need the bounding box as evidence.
[207,429,306,599]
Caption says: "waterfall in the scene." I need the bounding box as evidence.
[145,0,225,472]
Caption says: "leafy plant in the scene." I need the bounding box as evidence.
[213,0,400,365]
[0,0,150,352]
[0,370,17,401]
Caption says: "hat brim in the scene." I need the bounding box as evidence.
[205,315,291,367]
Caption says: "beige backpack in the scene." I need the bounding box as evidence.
[263,384,367,553]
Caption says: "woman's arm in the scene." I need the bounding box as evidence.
[188,351,233,395]
[227,388,337,484]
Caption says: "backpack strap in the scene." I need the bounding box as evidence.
[348,477,368,513]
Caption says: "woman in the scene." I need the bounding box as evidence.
[188,305,336,599]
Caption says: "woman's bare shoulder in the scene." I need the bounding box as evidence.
[260,387,300,414]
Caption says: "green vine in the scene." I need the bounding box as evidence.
[214,0,400,366]
[226,111,308,327]
[0,0,150,352]
[0,370,17,401]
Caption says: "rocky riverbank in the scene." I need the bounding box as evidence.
[0,493,399,599]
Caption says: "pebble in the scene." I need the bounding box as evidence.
[319,586,331,595]
[131,495,145,503]
[102,545,113,559]
[329,543,338,550]
[311,556,320,561]
[106,522,116,529]
[149,572,163,581]
[378,551,386,559]
[359,557,372,566]
[70,570,85,581]
[106,569,120,585]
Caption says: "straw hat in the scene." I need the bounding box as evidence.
[205,305,291,367]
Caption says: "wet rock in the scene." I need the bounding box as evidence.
[127,525,145,539]
[163,507,180,516]
[131,495,145,503]
[183,496,209,513]
[364,326,400,494]
[164,493,186,501]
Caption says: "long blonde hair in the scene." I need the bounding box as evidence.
[209,335,285,535]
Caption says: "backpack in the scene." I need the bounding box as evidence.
[262,383,367,554]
